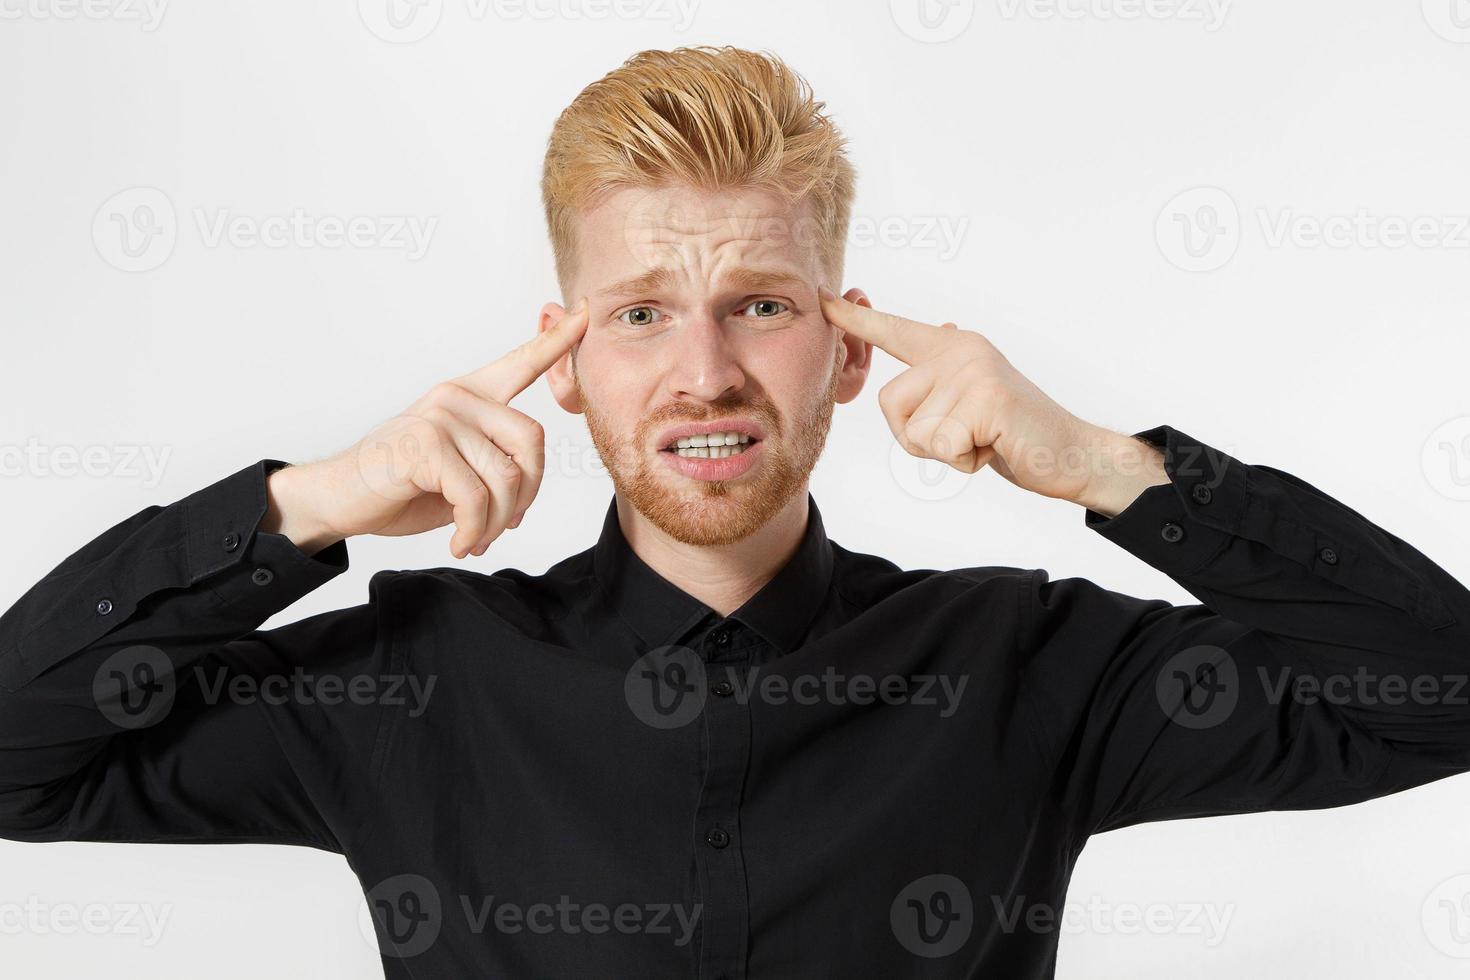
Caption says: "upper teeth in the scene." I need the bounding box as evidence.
[671,430,752,458]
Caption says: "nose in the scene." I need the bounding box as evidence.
[663,314,745,403]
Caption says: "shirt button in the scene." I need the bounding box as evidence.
[251,567,275,586]
[1160,522,1186,543]
[712,627,731,646]
[705,827,730,849]
[1190,483,1213,505]
[1319,547,1339,565]
[222,532,240,552]
[712,680,735,697]
[95,598,114,616]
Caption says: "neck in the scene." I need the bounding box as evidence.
[615,490,810,617]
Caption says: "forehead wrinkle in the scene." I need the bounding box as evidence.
[597,263,807,300]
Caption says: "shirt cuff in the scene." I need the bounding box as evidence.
[0,460,348,692]
[1082,425,1248,578]
[191,460,349,616]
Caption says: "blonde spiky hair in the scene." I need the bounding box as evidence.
[540,45,856,294]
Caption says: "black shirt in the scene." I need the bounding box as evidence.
[1,424,1467,978]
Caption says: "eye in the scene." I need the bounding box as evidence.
[617,306,664,328]
[740,299,789,318]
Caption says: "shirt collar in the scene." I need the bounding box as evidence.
[591,492,836,655]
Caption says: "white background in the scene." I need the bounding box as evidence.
[3,0,1470,976]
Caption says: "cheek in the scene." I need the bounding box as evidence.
[736,320,837,394]
[574,335,657,417]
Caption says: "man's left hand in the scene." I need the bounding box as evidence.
[818,286,1169,518]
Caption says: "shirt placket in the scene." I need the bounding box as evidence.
[692,619,753,980]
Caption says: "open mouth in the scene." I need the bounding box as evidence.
[661,430,759,459]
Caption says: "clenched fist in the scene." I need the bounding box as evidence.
[263,299,589,558]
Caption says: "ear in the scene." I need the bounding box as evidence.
[538,301,585,414]
[831,286,875,405]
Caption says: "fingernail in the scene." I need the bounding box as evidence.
[576,297,588,314]
[818,285,836,301]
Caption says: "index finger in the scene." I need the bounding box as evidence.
[818,288,950,366]
[457,298,589,404]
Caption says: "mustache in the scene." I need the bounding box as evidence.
[637,395,783,437]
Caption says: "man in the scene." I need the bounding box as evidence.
[1,45,1467,979]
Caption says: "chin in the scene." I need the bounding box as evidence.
[630,467,799,546]
[643,482,780,546]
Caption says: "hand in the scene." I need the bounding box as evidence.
[818,287,1167,515]
[265,299,589,558]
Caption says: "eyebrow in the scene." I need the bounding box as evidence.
[596,266,806,298]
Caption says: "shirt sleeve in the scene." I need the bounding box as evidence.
[0,460,392,853]
[1018,425,1470,843]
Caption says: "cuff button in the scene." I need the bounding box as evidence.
[95,598,114,616]
[251,567,275,586]
[1161,522,1186,543]
[222,532,240,552]
[1319,547,1339,565]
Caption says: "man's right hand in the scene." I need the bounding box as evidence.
[263,299,589,559]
